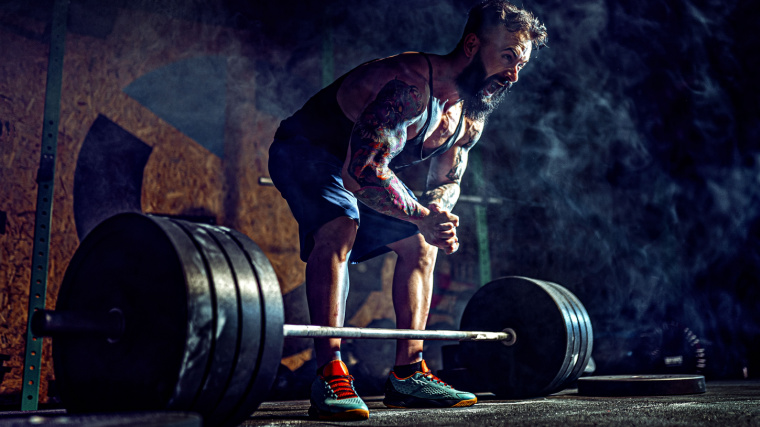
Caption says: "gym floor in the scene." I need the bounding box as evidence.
[0,379,757,426]
[242,380,760,426]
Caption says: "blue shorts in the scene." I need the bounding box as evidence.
[268,136,420,263]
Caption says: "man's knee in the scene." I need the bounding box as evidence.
[390,234,437,269]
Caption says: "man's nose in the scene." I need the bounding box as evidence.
[504,65,520,83]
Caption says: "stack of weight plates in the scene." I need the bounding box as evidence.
[53,213,284,427]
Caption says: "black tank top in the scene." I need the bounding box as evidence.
[274,53,464,172]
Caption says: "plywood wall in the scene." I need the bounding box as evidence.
[0,5,304,401]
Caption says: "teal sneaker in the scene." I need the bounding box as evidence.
[383,360,477,408]
[308,360,370,420]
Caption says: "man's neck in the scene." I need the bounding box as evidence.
[430,52,470,108]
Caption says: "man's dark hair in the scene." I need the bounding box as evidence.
[459,0,548,50]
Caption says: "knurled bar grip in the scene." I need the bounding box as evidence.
[22,0,70,412]
[283,324,515,344]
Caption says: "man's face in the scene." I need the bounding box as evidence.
[456,27,533,121]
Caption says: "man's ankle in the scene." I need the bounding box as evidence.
[316,351,343,374]
[393,360,423,378]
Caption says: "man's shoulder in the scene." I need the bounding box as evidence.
[349,53,430,93]
[338,53,432,120]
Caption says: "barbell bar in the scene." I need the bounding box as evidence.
[33,310,516,344]
[34,213,592,427]
[284,324,516,343]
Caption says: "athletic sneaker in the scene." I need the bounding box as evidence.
[309,360,369,420]
[383,360,477,408]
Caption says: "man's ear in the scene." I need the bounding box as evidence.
[463,33,480,58]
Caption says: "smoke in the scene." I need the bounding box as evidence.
[455,0,760,377]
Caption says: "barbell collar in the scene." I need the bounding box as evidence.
[283,324,514,343]
[31,309,125,342]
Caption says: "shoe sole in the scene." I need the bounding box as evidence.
[383,397,477,409]
[309,407,370,420]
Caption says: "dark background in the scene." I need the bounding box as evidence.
[4,0,759,386]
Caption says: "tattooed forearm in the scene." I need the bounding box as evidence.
[355,182,425,218]
[445,146,467,182]
[349,79,427,220]
[422,183,460,211]
[422,135,476,211]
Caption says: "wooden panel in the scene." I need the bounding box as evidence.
[0,6,302,400]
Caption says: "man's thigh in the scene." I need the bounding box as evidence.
[269,136,360,262]
[351,199,421,263]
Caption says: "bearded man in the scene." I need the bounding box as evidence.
[268,0,547,420]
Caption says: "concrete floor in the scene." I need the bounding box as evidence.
[241,380,760,427]
[0,380,756,426]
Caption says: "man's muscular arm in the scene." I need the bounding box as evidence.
[348,78,460,253]
[348,79,428,220]
[421,126,481,211]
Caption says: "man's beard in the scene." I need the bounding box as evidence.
[455,52,510,122]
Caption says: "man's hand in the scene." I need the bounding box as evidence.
[418,204,460,254]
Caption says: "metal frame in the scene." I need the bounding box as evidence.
[22,0,70,411]
[469,148,492,285]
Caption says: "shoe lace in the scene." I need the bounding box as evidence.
[325,375,358,399]
[420,371,451,388]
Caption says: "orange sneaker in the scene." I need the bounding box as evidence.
[308,360,370,420]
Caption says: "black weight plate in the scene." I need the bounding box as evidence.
[459,276,574,398]
[149,218,215,412]
[536,280,580,395]
[577,374,706,396]
[220,228,284,427]
[544,281,593,387]
[168,221,241,419]
[560,284,593,383]
[54,213,212,413]
[552,284,587,386]
[195,224,263,424]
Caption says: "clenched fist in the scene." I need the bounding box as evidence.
[417,204,460,254]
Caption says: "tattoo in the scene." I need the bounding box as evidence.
[423,129,480,211]
[446,147,467,182]
[446,131,479,182]
[349,79,427,219]
[422,183,461,212]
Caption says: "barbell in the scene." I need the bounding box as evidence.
[31,213,593,427]
[34,313,516,344]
